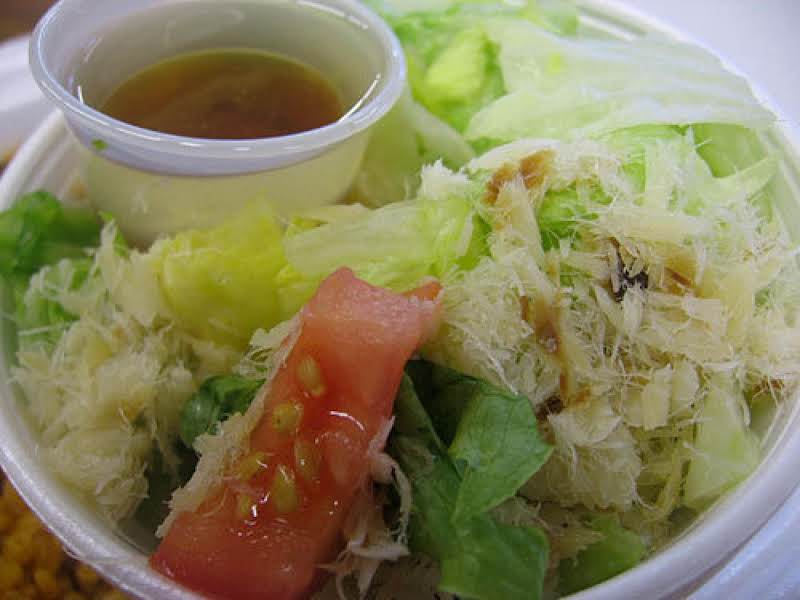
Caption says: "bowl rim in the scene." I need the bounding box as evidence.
[2,1,800,598]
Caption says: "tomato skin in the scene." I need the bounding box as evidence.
[151,268,441,600]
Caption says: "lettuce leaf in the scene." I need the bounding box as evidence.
[0,191,101,352]
[278,185,488,316]
[179,375,264,449]
[0,191,100,278]
[405,361,552,521]
[351,92,475,208]
[557,514,646,595]
[692,123,776,219]
[467,20,773,143]
[149,205,287,348]
[692,123,768,177]
[683,375,760,510]
[391,371,549,600]
[369,0,577,136]
[14,258,92,351]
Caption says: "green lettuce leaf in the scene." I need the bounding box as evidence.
[14,258,92,351]
[467,20,772,143]
[692,123,776,219]
[369,0,577,136]
[557,514,646,595]
[0,191,100,278]
[683,375,760,510]
[391,367,550,600]
[405,361,552,521]
[277,190,488,316]
[351,92,475,208]
[149,205,288,348]
[179,375,264,449]
[692,123,768,177]
[537,188,591,251]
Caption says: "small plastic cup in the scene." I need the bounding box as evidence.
[29,0,406,245]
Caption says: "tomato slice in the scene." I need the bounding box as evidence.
[151,268,441,600]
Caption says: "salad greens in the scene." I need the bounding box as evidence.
[0,191,101,352]
[5,0,800,597]
[392,367,550,600]
[0,191,100,279]
[368,0,577,137]
[277,182,488,315]
[557,514,646,596]
[352,92,476,207]
[14,257,92,351]
[178,375,264,450]
[405,361,552,522]
[149,205,288,348]
[683,375,761,510]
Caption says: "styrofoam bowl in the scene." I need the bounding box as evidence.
[1,2,799,599]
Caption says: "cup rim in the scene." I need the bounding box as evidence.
[29,0,407,175]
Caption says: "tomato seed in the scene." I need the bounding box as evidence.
[271,402,303,433]
[235,493,255,520]
[294,439,322,482]
[296,355,326,398]
[271,465,299,514]
[235,451,268,481]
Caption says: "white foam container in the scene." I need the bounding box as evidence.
[1,2,799,599]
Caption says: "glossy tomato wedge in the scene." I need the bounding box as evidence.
[151,268,441,600]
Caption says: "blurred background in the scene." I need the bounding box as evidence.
[0,1,52,39]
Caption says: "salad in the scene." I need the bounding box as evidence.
[3,1,800,599]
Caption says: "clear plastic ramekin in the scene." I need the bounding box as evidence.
[29,0,406,244]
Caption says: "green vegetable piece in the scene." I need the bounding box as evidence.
[537,188,588,251]
[150,206,287,348]
[406,361,552,522]
[0,191,100,278]
[14,258,92,351]
[441,516,549,600]
[277,195,488,316]
[683,376,760,510]
[393,373,447,453]
[179,375,264,449]
[133,446,197,541]
[692,124,766,177]
[368,0,576,144]
[375,2,508,134]
[404,359,471,444]
[692,123,776,220]
[92,139,108,151]
[425,27,489,104]
[465,21,772,144]
[600,125,684,192]
[557,514,646,595]
[391,370,550,600]
[448,382,552,522]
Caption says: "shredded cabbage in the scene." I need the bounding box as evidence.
[424,130,799,568]
[13,224,240,521]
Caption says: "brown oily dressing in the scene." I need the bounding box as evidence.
[98,49,344,139]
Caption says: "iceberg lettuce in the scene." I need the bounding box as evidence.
[468,20,773,143]
[368,0,577,136]
[278,167,488,315]
[149,206,287,348]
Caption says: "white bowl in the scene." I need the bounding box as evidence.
[1,2,800,599]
